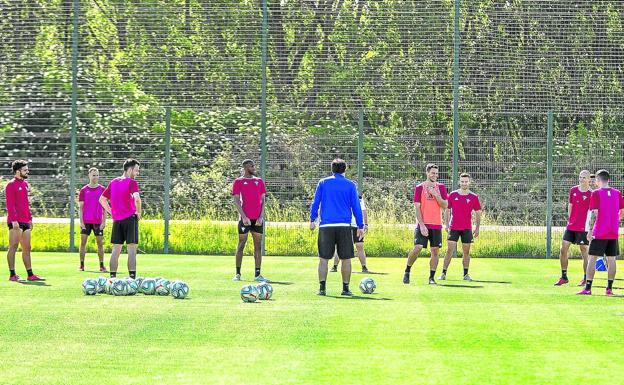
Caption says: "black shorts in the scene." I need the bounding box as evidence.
[351,227,364,243]
[238,219,264,234]
[81,223,104,237]
[7,222,31,231]
[414,227,443,249]
[318,226,354,260]
[448,229,473,244]
[111,215,139,245]
[589,239,619,257]
[562,230,589,246]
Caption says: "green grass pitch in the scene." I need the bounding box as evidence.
[0,253,623,384]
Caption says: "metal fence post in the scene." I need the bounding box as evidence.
[357,108,364,194]
[68,0,79,252]
[546,111,554,258]
[260,0,269,257]
[163,107,172,254]
[452,0,461,189]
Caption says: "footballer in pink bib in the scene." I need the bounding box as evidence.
[441,173,482,282]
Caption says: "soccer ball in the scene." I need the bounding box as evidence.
[126,278,139,295]
[359,277,376,294]
[155,279,171,296]
[140,278,156,295]
[256,282,273,300]
[111,279,128,296]
[105,278,117,295]
[135,277,145,288]
[240,284,259,302]
[96,277,108,294]
[82,278,98,295]
[170,281,190,299]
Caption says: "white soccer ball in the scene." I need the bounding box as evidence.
[111,279,128,296]
[256,282,273,300]
[140,278,156,295]
[96,277,108,294]
[155,279,171,296]
[359,277,376,294]
[82,278,98,295]
[126,278,139,295]
[170,281,190,299]
[135,277,145,288]
[240,284,259,302]
[105,278,116,295]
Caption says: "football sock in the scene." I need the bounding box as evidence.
[561,270,568,280]
[9,269,16,277]
[255,268,261,277]
[607,280,614,290]
[585,280,593,290]
[343,282,349,292]
[464,268,469,276]
[110,272,117,278]
[429,270,435,280]
[405,265,412,273]
[319,281,326,291]
[129,271,136,279]
[236,267,241,275]
[26,269,33,276]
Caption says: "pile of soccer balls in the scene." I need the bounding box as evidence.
[82,276,189,299]
[240,282,273,302]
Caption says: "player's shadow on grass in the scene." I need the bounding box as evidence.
[268,281,294,286]
[326,295,392,301]
[469,280,512,284]
[18,281,51,287]
[591,285,623,290]
[353,271,389,275]
[594,278,624,282]
[438,284,484,289]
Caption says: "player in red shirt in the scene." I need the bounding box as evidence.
[100,159,141,278]
[5,160,43,281]
[577,169,624,296]
[439,173,481,281]
[554,170,592,286]
[232,159,269,282]
[78,168,107,272]
[403,163,448,285]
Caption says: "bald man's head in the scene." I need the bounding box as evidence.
[578,170,590,188]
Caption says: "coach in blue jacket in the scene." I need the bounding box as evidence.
[310,159,364,296]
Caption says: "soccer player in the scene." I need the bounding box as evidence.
[554,170,591,286]
[232,159,268,282]
[99,159,141,279]
[577,170,623,296]
[310,159,364,296]
[439,173,481,281]
[78,168,107,272]
[331,194,369,273]
[403,163,448,285]
[5,160,43,281]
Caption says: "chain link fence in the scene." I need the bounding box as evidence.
[1,0,624,257]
